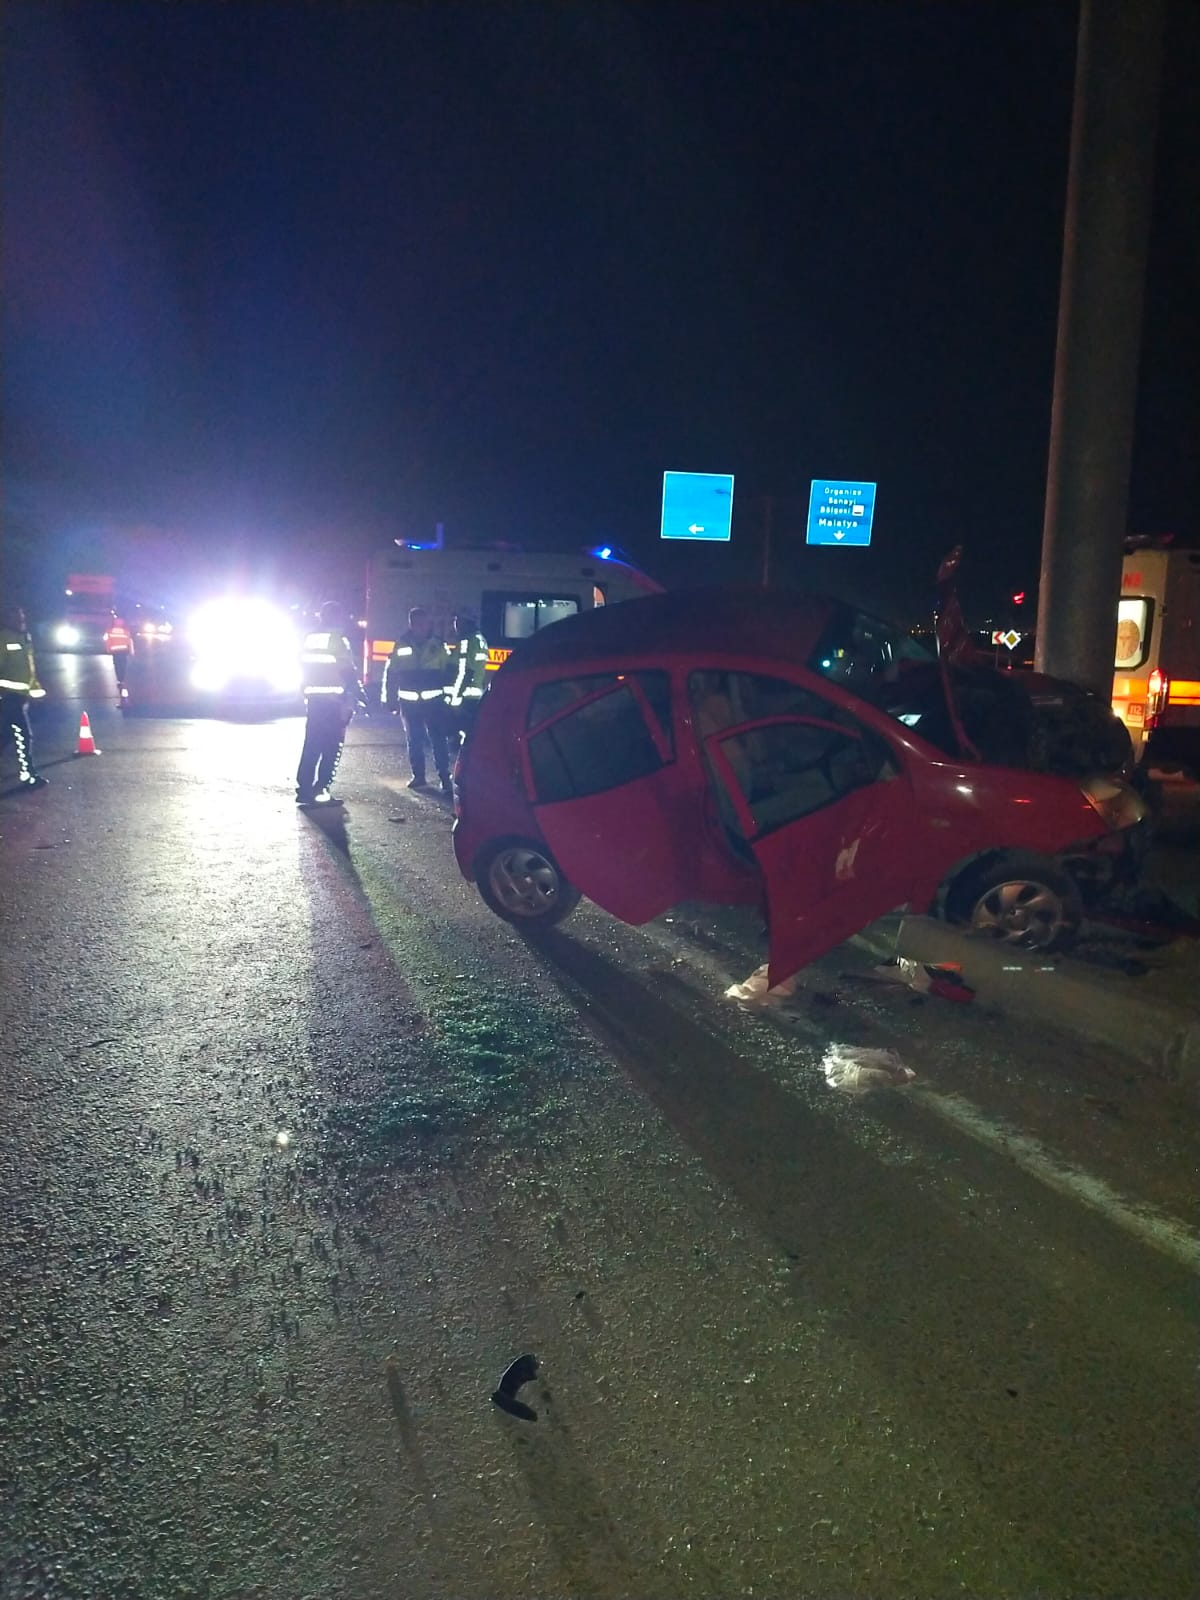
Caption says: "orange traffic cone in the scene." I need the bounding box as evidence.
[76,712,100,756]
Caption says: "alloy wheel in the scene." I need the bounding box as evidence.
[968,878,1071,948]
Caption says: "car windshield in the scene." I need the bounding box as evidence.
[807,602,933,692]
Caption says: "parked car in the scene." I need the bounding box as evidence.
[451,589,1145,979]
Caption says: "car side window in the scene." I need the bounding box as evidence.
[715,722,883,835]
[527,671,673,803]
[690,669,855,732]
[529,674,620,726]
[690,671,896,838]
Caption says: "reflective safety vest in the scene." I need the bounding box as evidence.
[446,631,489,707]
[0,628,44,697]
[106,618,133,654]
[299,630,359,697]
[386,633,453,703]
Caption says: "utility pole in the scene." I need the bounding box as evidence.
[1036,0,1165,697]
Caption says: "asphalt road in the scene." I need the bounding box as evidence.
[2,656,1198,1600]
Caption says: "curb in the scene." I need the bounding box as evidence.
[854,915,1200,1096]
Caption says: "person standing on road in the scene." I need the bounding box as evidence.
[295,602,363,807]
[105,613,134,707]
[385,606,453,793]
[444,612,489,744]
[0,603,49,789]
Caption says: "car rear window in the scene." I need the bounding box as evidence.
[527,671,672,802]
[481,591,581,644]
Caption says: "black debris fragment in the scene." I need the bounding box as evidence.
[491,1353,539,1421]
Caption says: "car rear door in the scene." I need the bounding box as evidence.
[704,702,919,983]
[522,670,694,924]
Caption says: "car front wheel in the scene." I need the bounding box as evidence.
[944,854,1083,952]
[474,839,581,928]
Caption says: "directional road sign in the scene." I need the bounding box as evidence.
[660,471,735,542]
[806,480,877,547]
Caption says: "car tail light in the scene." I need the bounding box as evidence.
[1147,667,1169,729]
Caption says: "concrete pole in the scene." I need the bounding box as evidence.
[1036,0,1165,696]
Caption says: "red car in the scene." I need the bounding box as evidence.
[452,590,1144,981]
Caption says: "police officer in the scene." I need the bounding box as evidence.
[385,606,452,793]
[444,613,489,743]
[296,602,363,807]
[105,612,134,706]
[0,603,48,788]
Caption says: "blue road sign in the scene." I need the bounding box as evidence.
[661,471,735,542]
[806,480,877,547]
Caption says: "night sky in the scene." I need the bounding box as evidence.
[2,1,1196,622]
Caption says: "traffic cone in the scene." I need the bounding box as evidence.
[76,712,100,756]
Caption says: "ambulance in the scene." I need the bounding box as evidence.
[362,543,662,698]
[1112,538,1200,771]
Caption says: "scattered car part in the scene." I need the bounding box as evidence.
[491,1353,539,1421]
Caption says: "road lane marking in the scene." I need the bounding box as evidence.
[914,1088,1200,1275]
[634,918,1200,1275]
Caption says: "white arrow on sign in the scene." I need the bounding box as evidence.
[834,530,845,540]
[688,523,705,534]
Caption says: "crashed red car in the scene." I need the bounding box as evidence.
[452,588,1144,982]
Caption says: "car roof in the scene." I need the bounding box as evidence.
[507,587,836,672]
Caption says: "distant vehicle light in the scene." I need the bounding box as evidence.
[55,624,81,647]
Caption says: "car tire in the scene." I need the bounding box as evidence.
[474,839,582,929]
[943,853,1083,952]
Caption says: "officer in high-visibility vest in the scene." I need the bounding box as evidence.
[385,606,453,793]
[105,613,134,705]
[0,603,48,788]
[444,612,489,743]
[295,602,363,807]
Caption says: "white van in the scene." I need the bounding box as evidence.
[1112,541,1200,770]
[363,544,662,696]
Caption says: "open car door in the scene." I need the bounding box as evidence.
[706,713,919,984]
[522,672,692,924]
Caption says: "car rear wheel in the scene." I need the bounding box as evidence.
[474,840,581,928]
[944,854,1083,952]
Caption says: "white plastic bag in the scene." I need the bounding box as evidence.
[724,962,798,1007]
[821,1044,916,1096]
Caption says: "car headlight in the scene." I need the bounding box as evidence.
[270,663,302,694]
[55,624,81,647]
[1081,776,1146,830]
[190,662,229,693]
